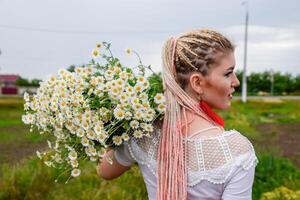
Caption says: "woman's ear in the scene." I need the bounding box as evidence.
[189,73,205,94]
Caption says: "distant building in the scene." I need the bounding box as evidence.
[0,74,20,95]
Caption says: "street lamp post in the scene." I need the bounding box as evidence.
[241,1,249,103]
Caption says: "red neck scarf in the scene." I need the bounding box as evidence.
[199,100,224,127]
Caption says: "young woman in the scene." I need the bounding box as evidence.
[97,29,258,200]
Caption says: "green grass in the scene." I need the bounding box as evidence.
[0,157,147,200]
[218,99,300,140]
[1,97,300,200]
[253,153,300,200]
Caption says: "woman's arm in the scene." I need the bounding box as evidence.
[222,163,256,200]
[96,149,131,180]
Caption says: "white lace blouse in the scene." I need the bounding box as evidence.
[114,126,259,200]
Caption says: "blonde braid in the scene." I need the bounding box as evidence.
[175,29,234,89]
[157,29,234,200]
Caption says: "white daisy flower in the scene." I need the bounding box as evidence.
[36,150,42,159]
[92,48,100,58]
[44,161,54,167]
[154,93,166,104]
[134,84,143,93]
[119,71,128,80]
[116,78,124,87]
[110,87,120,95]
[119,93,129,103]
[133,130,143,138]
[54,153,63,163]
[94,125,103,135]
[132,103,143,110]
[122,133,130,141]
[58,68,68,76]
[24,92,30,102]
[98,148,107,158]
[59,101,67,109]
[157,103,166,113]
[90,156,98,162]
[113,108,125,120]
[68,151,77,161]
[81,136,90,147]
[125,86,134,94]
[76,129,85,137]
[88,147,97,156]
[127,72,134,80]
[25,114,35,124]
[97,76,105,84]
[133,110,143,120]
[47,140,52,149]
[97,132,108,144]
[114,66,121,74]
[125,48,132,54]
[147,108,156,116]
[143,123,154,132]
[130,97,140,105]
[81,121,89,130]
[129,120,139,129]
[141,80,150,89]
[139,92,148,101]
[136,76,146,83]
[71,168,81,177]
[104,70,115,80]
[124,111,132,120]
[86,130,96,140]
[87,88,94,95]
[71,160,79,168]
[144,114,154,122]
[112,135,122,146]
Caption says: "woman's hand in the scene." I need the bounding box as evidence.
[96,149,131,180]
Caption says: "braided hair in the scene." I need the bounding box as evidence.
[157,29,234,200]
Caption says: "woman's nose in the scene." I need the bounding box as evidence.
[232,73,240,87]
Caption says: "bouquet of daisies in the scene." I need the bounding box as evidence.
[22,42,165,182]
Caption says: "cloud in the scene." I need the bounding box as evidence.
[223,25,300,75]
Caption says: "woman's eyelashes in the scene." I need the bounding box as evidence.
[225,71,233,77]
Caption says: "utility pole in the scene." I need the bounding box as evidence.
[241,1,249,103]
[0,48,2,72]
[270,69,274,96]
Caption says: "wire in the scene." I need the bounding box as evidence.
[0,24,172,35]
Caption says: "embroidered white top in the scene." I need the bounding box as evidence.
[114,126,259,200]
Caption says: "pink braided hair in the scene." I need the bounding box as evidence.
[156,37,219,199]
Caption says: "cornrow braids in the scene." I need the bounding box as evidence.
[175,29,234,89]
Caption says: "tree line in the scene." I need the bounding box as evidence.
[16,68,300,96]
[235,70,300,95]
[16,77,41,87]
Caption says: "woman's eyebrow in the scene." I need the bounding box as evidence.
[226,66,235,71]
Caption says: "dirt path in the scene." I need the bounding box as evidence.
[1,123,299,168]
[0,141,47,165]
[255,123,300,167]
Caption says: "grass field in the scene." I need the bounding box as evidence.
[0,97,300,200]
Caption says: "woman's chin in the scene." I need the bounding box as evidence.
[216,102,231,110]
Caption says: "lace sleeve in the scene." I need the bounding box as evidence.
[187,130,259,186]
[126,128,160,175]
[114,142,136,167]
[125,128,259,187]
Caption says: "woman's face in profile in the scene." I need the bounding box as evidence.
[201,52,240,110]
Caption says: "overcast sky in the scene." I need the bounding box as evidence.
[0,0,299,80]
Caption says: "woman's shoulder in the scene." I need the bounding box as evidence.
[222,129,256,157]
[186,128,256,158]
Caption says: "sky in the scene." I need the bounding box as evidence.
[0,0,299,80]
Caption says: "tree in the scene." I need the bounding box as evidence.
[16,77,30,86]
[31,79,42,87]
